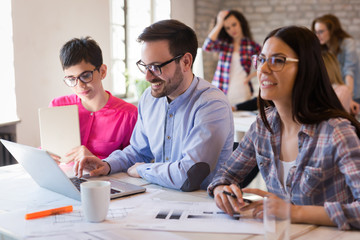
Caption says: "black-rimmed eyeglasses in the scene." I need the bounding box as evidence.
[136,54,184,77]
[252,55,299,72]
[63,67,100,87]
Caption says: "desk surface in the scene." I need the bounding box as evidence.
[233,111,257,133]
[0,164,358,240]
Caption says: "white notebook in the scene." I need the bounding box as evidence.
[38,105,80,163]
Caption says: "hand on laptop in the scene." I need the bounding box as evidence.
[71,145,110,178]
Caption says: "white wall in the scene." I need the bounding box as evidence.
[12,0,111,147]
[12,0,195,147]
[170,0,194,28]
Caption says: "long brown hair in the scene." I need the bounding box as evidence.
[311,14,351,55]
[258,26,360,136]
[322,51,344,85]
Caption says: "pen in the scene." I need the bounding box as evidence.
[25,205,73,220]
[222,190,253,204]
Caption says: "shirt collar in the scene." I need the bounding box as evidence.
[167,75,198,107]
[269,107,316,137]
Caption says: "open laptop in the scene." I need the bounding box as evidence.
[38,105,80,163]
[0,139,146,201]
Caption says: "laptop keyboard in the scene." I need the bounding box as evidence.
[111,188,121,194]
[70,177,87,191]
[70,177,121,194]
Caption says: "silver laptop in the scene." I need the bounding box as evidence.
[0,139,146,201]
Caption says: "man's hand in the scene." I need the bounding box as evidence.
[127,162,145,178]
[69,145,110,178]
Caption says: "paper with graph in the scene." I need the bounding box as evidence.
[123,199,264,234]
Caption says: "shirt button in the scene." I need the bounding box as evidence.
[90,112,94,116]
[166,157,169,161]
[305,173,310,180]
[167,136,171,140]
[169,114,173,118]
[259,162,264,167]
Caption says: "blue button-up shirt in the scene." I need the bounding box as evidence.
[208,107,360,230]
[105,76,234,191]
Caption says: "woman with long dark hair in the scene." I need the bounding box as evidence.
[203,10,261,106]
[208,26,360,230]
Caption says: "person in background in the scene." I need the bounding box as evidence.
[322,51,352,113]
[231,97,258,111]
[50,37,137,161]
[73,20,234,191]
[208,26,360,230]
[203,9,261,107]
[312,14,360,114]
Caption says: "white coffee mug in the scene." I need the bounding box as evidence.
[80,180,110,222]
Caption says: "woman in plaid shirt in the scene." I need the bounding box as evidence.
[208,26,360,230]
[202,10,261,106]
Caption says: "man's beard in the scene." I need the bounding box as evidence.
[150,64,183,99]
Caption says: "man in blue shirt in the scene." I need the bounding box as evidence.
[74,19,234,191]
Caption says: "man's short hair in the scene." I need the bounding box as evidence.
[137,19,198,66]
[60,36,103,70]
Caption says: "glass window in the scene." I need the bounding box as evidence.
[0,0,18,123]
[110,0,170,98]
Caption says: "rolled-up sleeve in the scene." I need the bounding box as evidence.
[202,37,223,52]
[323,124,360,230]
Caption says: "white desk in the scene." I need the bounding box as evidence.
[233,111,256,142]
[0,164,358,240]
[233,111,257,133]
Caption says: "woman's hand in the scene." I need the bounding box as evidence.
[216,10,229,26]
[48,153,62,165]
[213,184,247,216]
[241,188,288,219]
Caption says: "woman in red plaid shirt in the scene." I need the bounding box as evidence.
[203,10,261,106]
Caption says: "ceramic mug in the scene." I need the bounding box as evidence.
[80,180,110,222]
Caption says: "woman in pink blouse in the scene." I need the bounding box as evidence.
[50,37,137,162]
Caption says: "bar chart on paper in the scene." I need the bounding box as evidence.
[124,200,265,234]
[155,208,241,220]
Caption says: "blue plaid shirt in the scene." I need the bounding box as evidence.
[208,107,360,230]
